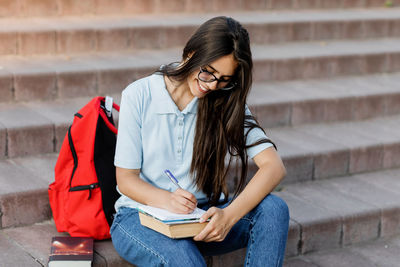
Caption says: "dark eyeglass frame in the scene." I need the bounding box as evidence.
[198,67,237,91]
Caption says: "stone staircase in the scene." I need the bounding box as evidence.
[1,0,400,266]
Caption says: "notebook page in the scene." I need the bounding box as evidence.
[137,205,206,221]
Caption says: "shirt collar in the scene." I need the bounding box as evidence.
[151,73,198,115]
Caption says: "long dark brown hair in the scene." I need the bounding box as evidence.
[157,16,275,205]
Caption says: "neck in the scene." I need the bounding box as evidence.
[164,75,194,111]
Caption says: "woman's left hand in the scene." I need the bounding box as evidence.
[193,207,236,242]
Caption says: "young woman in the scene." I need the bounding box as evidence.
[111,16,289,266]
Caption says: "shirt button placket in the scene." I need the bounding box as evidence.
[177,117,184,162]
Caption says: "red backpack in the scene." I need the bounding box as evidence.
[48,96,120,240]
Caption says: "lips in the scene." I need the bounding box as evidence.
[197,80,209,94]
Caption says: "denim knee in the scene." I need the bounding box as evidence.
[110,208,206,267]
[256,194,290,228]
[244,194,289,267]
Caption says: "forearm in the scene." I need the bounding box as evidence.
[224,149,286,224]
[194,155,285,242]
[116,168,170,209]
[116,167,197,213]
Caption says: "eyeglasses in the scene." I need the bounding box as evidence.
[198,67,237,90]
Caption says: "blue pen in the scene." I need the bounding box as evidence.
[164,169,182,189]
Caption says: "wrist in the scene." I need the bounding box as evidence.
[223,205,241,226]
[147,189,172,210]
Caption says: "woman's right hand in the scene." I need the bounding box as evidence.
[165,188,197,214]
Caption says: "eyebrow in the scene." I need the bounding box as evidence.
[207,64,234,78]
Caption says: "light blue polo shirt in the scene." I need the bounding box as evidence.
[114,73,272,211]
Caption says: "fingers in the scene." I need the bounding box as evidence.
[194,226,220,242]
[170,189,197,214]
[193,207,234,242]
[168,199,193,214]
[175,188,197,205]
[175,196,196,213]
[199,206,214,223]
[198,226,226,242]
[194,208,220,242]
[202,231,224,242]
[193,225,211,241]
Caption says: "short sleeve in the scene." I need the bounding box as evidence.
[244,105,273,159]
[114,84,143,169]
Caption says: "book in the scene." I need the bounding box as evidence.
[138,204,206,223]
[48,236,93,267]
[137,205,209,238]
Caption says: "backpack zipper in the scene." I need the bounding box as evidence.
[69,183,100,200]
[68,125,78,188]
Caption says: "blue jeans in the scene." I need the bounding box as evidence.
[110,194,289,267]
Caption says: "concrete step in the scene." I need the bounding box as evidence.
[1,168,400,266]
[0,220,134,266]
[270,114,400,184]
[284,233,400,267]
[1,72,400,158]
[2,8,400,56]
[0,154,57,229]
[1,0,398,18]
[241,113,400,186]
[2,37,400,102]
[249,72,400,128]
[278,170,400,256]
[2,112,400,227]
[0,96,119,158]
[0,219,270,266]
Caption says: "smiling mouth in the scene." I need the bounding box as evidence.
[197,80,209,94]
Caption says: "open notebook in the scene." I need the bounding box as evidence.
[137,205,206,224]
